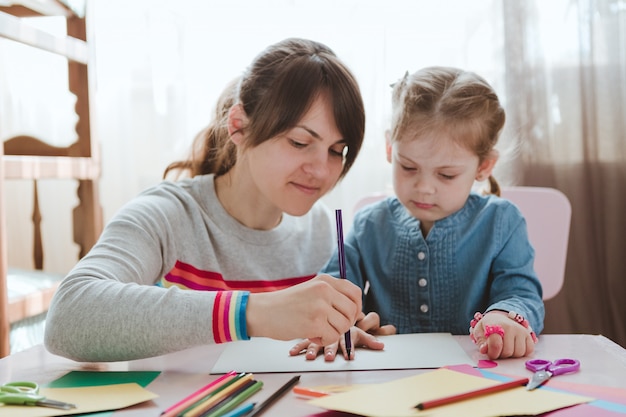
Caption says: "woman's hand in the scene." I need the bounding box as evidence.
[472,311,536,359]
[245,274,362,347]
[288,312,396,361]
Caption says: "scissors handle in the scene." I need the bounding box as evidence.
[0,392,45,406]
[548,358,580,376]
[525,359,551,372]
[525,358,580,375]
[2,381,39,393]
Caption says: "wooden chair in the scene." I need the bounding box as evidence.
[0,1,102,357]
[352,186,572,301]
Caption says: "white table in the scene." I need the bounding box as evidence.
[1,334,624,416]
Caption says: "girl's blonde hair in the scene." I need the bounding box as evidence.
[165,38,365,180]
[390,66,505,195]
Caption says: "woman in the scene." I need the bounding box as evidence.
[45,38,374,362]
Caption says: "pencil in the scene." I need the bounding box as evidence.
[183,373,255,417]
[414,377,530,410]
[335,209,353,359]
[161,370,237,417]
[219,402,256,417]
[201,381,263,417]
[176,373,245,416]
[195,379,257,417]
[292,386,329,398]
[246,375,300,417]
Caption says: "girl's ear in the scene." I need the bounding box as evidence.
[228,104,248,145]
[385,130,393,163]
[476,150,499,181]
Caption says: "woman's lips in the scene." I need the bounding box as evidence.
[291,182,320,195]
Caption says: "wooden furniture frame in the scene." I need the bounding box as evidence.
[0,0,102,357]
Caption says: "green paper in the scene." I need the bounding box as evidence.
[43,371,161,416]
[45,371,160,388]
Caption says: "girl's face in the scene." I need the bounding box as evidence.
[387,133,494,235]
[243,94,346,216]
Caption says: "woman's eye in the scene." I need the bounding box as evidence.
[288,139,307,149]
[329,145,346,157]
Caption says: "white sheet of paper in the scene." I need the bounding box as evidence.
[210,333,475,374]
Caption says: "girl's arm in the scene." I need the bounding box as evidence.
[474,210,545,359]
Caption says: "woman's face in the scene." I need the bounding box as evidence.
[244,94,346,216]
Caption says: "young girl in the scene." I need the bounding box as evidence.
[316,66,544,360]
[44,38,379,362]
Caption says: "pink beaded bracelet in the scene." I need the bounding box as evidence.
[469,311,538,344]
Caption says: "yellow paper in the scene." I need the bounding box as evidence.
[0,383,158,417]
[309,368,593,417]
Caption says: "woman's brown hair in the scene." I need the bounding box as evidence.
[164,38,365,180]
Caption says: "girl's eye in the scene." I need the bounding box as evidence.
[401,164,416,172]
[439,173,456,180]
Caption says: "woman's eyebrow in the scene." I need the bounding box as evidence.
[295,124,321,139]
[295,125,346,144]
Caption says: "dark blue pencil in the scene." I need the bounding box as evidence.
[335,209,352,359]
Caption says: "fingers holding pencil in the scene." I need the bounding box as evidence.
[335,209,353,360]
[246,275,361,347]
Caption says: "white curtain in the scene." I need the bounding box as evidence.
[84,0,507,220]
[1,0,506,271]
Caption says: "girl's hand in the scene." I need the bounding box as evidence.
[356,311,397,336]
[288,312,396,361]
[246,274,362,347]
[472,311,536,359]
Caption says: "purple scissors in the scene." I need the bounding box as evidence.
[525,358,581,390]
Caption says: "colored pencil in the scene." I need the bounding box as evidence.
[335,209,352,359]
[196,379,258,417]
[246,375,300,417]
[183,373,255,417]
[219,402,256,417]
[176,373,244,416]
[292,386,329,398]
[414,377,530,410]
[201,381,263,417]
[161,371,237,417]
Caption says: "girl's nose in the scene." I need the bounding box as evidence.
[414,176,435,194]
